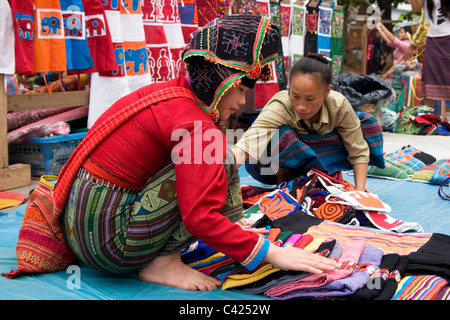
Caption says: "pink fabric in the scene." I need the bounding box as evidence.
[8,107,76,131]
[7,106,88,144]
[265,240,366,298]
[8,121,70,144]
[387,38,410,62]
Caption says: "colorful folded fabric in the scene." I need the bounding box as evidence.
[7,105,89,144]
[324,186,392,213]
[181,240,218,264]
[221,263,281,290]
[368,160,410,180]
[241,240,340,295]
[258,189,300,221]
[303,221,431,256]
[265,240,365,299]
[347,253,401,300]
[436,286,450,300]
[374,255,408,300]
[282,234,302,248]
[294,234,314,249]
[363,210,424,233]
[393,275,449,300]
[0,192,28,210]
[314,202,358,224]
[278,245,384,299]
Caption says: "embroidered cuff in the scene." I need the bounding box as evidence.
[241,237,271,271]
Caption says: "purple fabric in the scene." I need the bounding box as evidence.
[272,245,383,300]
[265,240,366,298]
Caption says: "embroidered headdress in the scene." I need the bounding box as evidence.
[182,14,280,119]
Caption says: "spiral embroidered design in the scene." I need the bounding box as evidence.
[314,202,345,222]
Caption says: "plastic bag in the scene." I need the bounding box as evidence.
[331,74,392,109]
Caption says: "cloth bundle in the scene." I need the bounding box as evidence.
[394,105,443,135]
[289,169,423,233]
[368,145,450,187]
[180,172,450,300]
[181,206,450,300]
[7,106,89,144]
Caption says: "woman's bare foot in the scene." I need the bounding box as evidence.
[138,251,222,291]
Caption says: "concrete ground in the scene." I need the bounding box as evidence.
[382,131,450,160]
[2,132,450,213]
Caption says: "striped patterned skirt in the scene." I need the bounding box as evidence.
[62,161,243,274]
[245,111,385,185]
[422,36,450,101]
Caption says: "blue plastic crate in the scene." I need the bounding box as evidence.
[8,132,87,177]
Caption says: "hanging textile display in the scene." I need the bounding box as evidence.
[161,0,187,79]
[142,0,175,83]
[269,0,287,91]
[197,0,220,26]
[178,0,198,43]
[365,28,377,75]
[59,0,94,72]
[32,0,67,74]
[330,4,344,75]
[304,1,319,56]
[279,0,291,77]
[8,0,34,75]
[1,0,15,75]
[238,0,280,109]
[317,1,332,57]
[288,0,306,65]
[79,0,117,74]
[88,0,151,128]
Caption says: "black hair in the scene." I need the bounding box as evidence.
[427,0,450,22]
[401,25,412,34]
[289,53,332,88]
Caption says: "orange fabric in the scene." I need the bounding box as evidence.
[33,0,67,73]
[1,176,76,279]
[314,202,346,222]
[266,228,281,242]
[258,188,297,221]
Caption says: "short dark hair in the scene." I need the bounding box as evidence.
[290,53,332,87]
[402,26,412,34]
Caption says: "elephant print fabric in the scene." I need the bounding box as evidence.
[87,0,152,128]
[60,0,94,71]
[33,0,67,73]
[8,0,35,75]
[80,0,116,74]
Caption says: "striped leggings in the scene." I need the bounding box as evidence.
[62,161,242,274]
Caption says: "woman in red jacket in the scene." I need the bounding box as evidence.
[60,15,337,291]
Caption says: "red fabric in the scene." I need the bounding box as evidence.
[54,85,194,213]
[142,0,176,82]
[197,0,220,27]
[8,0,35,75]
[2,177,76,278]
[76,0,117,73]
[4,85,196,279]
[88,77,262,265]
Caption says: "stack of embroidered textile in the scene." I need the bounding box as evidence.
[181,169,450,300]
[368,145,450,186]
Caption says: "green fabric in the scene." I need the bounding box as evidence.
[368,162,410,180]
[330,8,344,75]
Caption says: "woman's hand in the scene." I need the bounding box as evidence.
[264,243,338,274]
[403,44,418,61]
[244,227,270,237]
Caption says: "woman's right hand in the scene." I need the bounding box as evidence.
[264,242,338,274]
